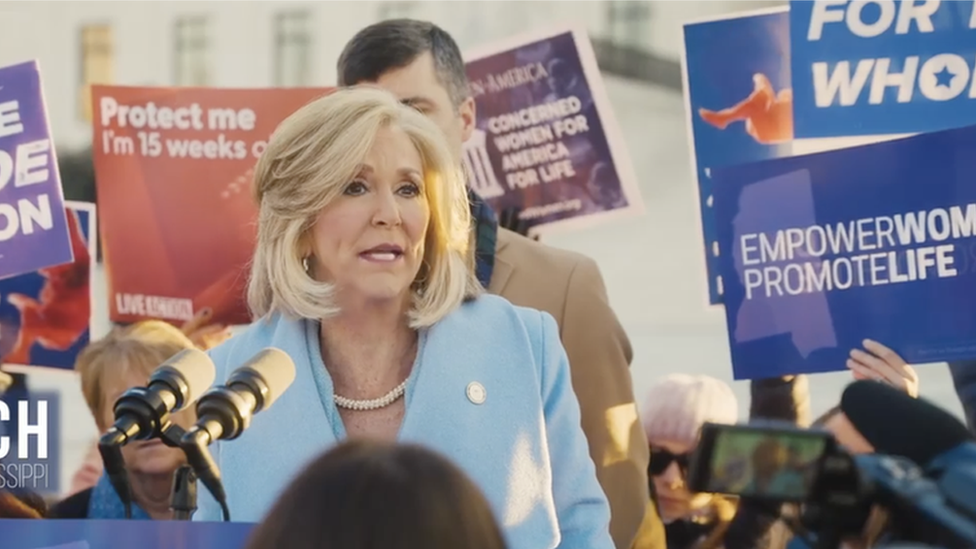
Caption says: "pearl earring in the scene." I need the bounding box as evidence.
[302,257,310,273]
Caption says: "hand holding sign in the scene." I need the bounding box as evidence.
[847,339,919,398]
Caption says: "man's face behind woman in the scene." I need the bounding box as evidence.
[368,52,475,160]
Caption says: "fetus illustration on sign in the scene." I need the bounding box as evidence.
[698,73,794,145]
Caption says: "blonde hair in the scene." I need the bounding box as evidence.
[76,321,196,429]
[247,86,481,328]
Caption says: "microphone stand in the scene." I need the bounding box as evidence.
[159,423,197,520]
[181,428,232,522]
[98,434,133,519]
[170,465,197,520]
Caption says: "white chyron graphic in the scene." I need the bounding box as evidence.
[462,129,505,199]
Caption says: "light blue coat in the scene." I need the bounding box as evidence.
[193,294,613,549]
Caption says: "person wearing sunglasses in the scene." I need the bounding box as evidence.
[638,374,813,549]
[639,374,740,549]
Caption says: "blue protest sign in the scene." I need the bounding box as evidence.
[682,7,792,304]
[1,519,254,549]
[790,0,976,139]
[713,123,976,379]
[0,60,73,279]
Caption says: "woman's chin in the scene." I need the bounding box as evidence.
[347,281,414,304]
[658,501,690,522]
[127,455,183,476]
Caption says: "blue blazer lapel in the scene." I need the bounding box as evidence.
[221,315,338,507]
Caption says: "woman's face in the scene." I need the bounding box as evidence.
[98,367,196,476]
[308,125,430,307]
[650,439,713,522]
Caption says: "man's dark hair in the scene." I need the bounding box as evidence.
[337,19,469,108]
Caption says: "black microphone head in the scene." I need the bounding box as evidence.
[840,380,972,466]
[228,347,296,411]
[150,348,217,410]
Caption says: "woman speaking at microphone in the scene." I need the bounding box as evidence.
[193,86,612,549]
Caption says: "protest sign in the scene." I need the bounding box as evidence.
[681,7,792,305]
[2,519,254,549]
[0,201,95,370]
[790,0,976,153]
[713,123,976,380]
[462,26,642,236]
[0,60,73,279]
[91,86,329,326]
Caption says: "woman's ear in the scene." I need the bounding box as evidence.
[458,97,476,143]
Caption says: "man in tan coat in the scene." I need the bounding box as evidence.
[337,19,665,549]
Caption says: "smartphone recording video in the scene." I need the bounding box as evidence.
[688,423,833,501]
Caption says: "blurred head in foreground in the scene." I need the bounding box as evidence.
[244,439,507,549]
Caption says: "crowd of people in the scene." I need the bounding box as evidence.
[0,17,971,549]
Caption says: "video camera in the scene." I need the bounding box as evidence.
[686,421,976,549]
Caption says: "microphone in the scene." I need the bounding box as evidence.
[98,348,216,519]
[840,380,973,466]
[187,347,296,444]
[100,348,217,446]
[180,348,296,521]
[841,381,976,543]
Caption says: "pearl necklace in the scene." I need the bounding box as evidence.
[334,379,408,411]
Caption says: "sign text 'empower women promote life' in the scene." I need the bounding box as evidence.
[712,123,976,379]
